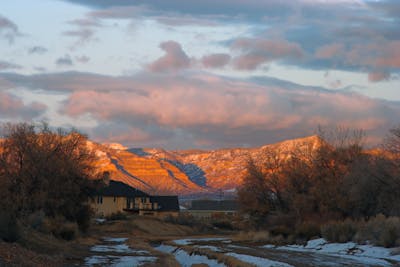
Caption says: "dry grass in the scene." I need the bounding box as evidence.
[234,230,270,243]
[320,215,400,248]
[355,215,400,247]
[130,216,194,237]
[0,240,62,267]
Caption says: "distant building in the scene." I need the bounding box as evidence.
[90,180,179,217]
[187,199,239,218]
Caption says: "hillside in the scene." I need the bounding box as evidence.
[89,135,324,195]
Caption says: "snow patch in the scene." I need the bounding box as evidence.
[173,237,229,245]
[84,255,156,266]
[155,244,226,267]
[91,244,133,253]
[226,252,294,267]
[195,245,224,252]
[262,238,400,266]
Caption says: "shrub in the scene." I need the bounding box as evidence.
[295,221,321,240]
[57,222,79,241]
[321,219,357,243]
[269,225,292,238]
[211,220,234,230]
[0,211,19,242]
[105,212,127,221]
[252,231,271,242]
[355,215,400,247]
[39,217,79,240]
[27,210,46,230]
[76,205,92,232]
[163,213,197,227]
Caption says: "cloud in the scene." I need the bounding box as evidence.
[60,74,397,148]
[201,53,231,68]
[63,28,96,45]
[368,0,400,19]
[315,43,344,59]
[368,71,391,83]
[1,70,398,148]
[60,0,400,79]
[0,15,21,43]
[28,46,48,55]
[0,60,22,70]
[64,0,362,19]
[68,18,102,27]
[232,38,304,70]
[55,55,74,67]
[148,41,191,72]
[155,16,219,27]
[75,55,90,63]
[0,91,47,120]
[88,6,145,19]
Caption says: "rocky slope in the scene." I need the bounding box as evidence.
[90,135,324,196]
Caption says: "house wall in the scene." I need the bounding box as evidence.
[91,196,126,216]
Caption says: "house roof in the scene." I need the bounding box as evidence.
[190,200,238,211]
[98,180,149,198]
[151,196,180,211]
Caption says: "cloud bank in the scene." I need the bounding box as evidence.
[1,70,398,148]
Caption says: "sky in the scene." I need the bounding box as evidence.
[0,0,399,149]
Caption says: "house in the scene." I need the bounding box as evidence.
[90,180,149,216]
[139,196,180,217]
[90,180,180,217]
[187,199,238,218]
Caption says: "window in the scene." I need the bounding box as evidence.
[126,198,131,209]
[97,195,103,204]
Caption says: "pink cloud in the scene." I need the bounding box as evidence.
[0,91,46,119]
[1,70,396,148]
[231,38,303,70]
[374,41,400,68]
[368,71,391,82]
[315,43,344,59]
[201,53,231,68]
[58,72,398,148]
[148,41,191,72]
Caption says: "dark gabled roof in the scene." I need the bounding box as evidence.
[190,200,238,211]
[99,180,149,198]
[151,196,180,212]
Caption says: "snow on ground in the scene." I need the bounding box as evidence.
[154,244,226,267]
[85,236,155,267]
[173,237,229,245]
[85,255,156,266]
[263,238,400,266]
[174,249,226,267]
[226,252,294,267]
[195,245,224,252]
[154,244,177,254]
[90,244,133,253]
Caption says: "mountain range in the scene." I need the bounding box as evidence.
[90,135,324,196]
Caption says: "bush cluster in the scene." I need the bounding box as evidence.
[321,215,400,248]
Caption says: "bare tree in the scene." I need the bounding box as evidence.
[0,122,99,231]
[383,125,400,155]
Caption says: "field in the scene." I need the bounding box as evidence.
[2,215,400,267]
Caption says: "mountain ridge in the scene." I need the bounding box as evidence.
[91,135,324,195]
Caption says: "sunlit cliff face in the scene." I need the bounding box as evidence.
[88,135,324,195]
